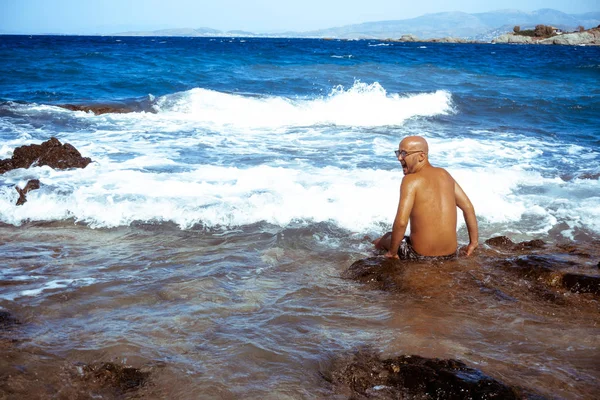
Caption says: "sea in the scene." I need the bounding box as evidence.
[0,35,599,399]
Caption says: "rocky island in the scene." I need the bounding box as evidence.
[383,25,600,45]
[492,25,600,45]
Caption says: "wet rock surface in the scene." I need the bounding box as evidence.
[79,362,151,393]
[15,179,40,206]
[59,103,136,115]
[337,237,599,398]
[323,350,524,399]
[484,236,546,252]
[348,236,599,303]
[0,310,19,329]
[342,257,407,292]
[0,137,92,174]
[562,273,600,295]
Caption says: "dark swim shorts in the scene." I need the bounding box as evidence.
[398,236,457,261]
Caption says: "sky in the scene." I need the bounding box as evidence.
[1,0,598,34]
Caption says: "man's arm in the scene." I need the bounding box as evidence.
[385,177,417,258]
[454,181,478,256]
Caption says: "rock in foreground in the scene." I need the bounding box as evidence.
[324,350,522,399]
[80,362,150,393]
[0,137,92,174]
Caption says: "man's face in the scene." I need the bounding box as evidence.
[396,143,422,175]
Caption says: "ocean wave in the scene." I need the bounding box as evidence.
[2,162,598,238]
[152,81,455,128]
[2,82,454,131]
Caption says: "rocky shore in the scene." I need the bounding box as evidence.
[331,235,600,399]
[383,27,600,45]
[492,27,600,45]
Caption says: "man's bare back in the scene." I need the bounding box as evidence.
[374,136,478,258]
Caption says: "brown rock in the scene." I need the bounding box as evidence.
[324,350,520,399]
[562,273,600,295]
[485,236,545,252]
[59,103,134,115]
[81,362,150,392]
[15,179,41,206]
[485,236,515,249]
[0,137,92,174]
[342,257,405,292]
[494,255,600,302]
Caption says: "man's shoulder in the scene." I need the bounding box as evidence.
[408,166,455,187]
[430,166,455,180]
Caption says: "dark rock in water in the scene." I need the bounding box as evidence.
[495,256,570,304]
[342,257,405,292]
[578,172,600,180]
[495,254,600,301]
[0,137,92,174]
[518,239,546,250]
[485,235,515,249]
[0,158,14,173]
[15,179,41,206]
[59,103,135,115]
[324,350,520,399]
[485,236,545,252]
[556,243,593,258]
[0,310,19,329]
[562,273,600,295]
[81,362,150,392]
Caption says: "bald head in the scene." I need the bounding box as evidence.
[400,136,429,155]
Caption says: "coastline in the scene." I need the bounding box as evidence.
[2,31,599,46]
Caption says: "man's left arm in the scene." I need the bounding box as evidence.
[455,181,478,256]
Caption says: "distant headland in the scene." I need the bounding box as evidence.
[381,26,600,45]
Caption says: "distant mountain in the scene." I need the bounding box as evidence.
[114,27,256,37]
[112,9,600,40]
[302,9,600,40]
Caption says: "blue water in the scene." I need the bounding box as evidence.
[2,36,599,139]
[1,35,599,238]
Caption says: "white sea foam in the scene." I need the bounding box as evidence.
[151,81,454,128]
[2,158,598,237]
[1,84,598,237]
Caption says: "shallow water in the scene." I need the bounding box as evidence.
[1,222,599,399]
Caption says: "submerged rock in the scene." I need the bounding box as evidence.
[80,362,150,393]
[342,257,406,292]
[324,350,521,399]
[485,236,546,252]
[0,137,92,174]
[0,309,19,329]
[15,179,40,206]
[495,254,600,301]
[562,273,600,295]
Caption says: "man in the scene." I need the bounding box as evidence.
[373,136,478,259]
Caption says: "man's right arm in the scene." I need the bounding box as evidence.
[454,181,478,256]
[385,176,417,258]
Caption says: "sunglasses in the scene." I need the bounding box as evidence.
[395,149,423,158]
